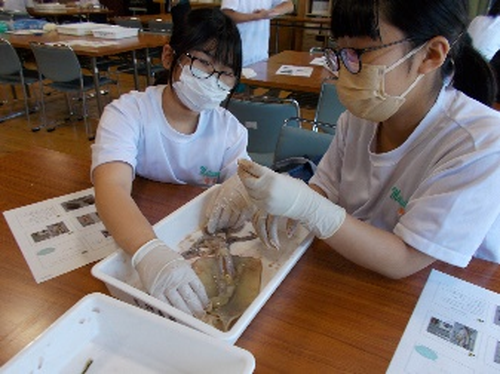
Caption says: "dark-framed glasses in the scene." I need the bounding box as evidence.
[184,52,237,90]
[324,37,412,74]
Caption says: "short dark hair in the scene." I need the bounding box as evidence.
[488,0,500,16]
[167,7,242,90]
[330,0,497,106]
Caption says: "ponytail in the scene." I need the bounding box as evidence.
[450,34,497,106]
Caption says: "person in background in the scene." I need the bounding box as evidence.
[221,0,294,67]
[91,8,247,318]
[229,0,500,279]
[491,49,500,106]
[468,0,500,61]
[2,0,33,13]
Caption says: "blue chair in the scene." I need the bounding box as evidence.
[227,97,300,167]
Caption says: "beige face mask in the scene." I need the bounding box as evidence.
[336,44,426,122]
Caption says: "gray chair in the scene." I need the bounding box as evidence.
[148,18,173,34]
[0,38,39,130]
[113,17,165,89]
[226,97,300,167]
[114,17,143,30]
[313,78,346,135]
[30,42,117,139]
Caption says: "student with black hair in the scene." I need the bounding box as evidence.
[91,8,247,318]
[227,0,500,279]
[468,0,500,61]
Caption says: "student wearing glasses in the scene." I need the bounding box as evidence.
[220,0,500,279]
[91,8,247,317]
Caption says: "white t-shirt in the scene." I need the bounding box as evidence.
[310,86,500,267]
[221,0,288,67]
[468,15,500,61]
[91,85,249,186]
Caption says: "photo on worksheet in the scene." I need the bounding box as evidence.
[60,194,96,212]
[76,212,101,228]
[493,305,500,326]
[31,221,70,243]
[426,316,478,352]
[494,339,500,364]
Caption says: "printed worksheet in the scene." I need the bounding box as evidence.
[387,270,500,373]
[3,188,119,283]
[275,64,313,77]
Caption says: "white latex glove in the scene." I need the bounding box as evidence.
[252,210,299,250]
[238,159,346,239]
[132,239,209,318]
[205,174,255,234]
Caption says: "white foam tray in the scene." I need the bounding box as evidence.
[92,25,139,39]
[92,185,314,344]
[56,22,106,36]
[34,3,67,11]
[1,293,255,374]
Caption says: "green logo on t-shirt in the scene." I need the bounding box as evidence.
[390,186,408,215]
[200,166,220,186]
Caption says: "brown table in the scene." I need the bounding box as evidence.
[2,147,500,372]
[241,50,334,94]
[2,30,169,114]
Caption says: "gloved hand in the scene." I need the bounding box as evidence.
[238,159,346,239]
[205,174,256,234]
[132,238,209,318]
[252,210,299,250]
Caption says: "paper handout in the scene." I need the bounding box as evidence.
[387,269,500,373]
[3,188,118,283]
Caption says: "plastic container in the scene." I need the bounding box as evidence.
[92,25,139,39]
[1,293,255,374]
[92,185,314,344]
[56,22,105,36]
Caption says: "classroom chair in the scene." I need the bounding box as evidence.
[272,117,335,181]
[227,97,300,167]
[0,38,39,130]
[30,42,118,140]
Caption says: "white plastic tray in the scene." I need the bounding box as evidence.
[34,3,67,11]
[1,293,255,374]
[92,25,139,39]
[92,185,314,344]
[56,22,106,36]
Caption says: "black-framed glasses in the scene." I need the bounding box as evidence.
[324,37,412,74]
[184,52,237,90]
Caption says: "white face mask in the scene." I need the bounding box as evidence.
[336,43,426,122]
[172,64,230,112]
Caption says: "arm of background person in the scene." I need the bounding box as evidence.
[93,161,156,256]
[269,0,294,17]
[222,1,294,24]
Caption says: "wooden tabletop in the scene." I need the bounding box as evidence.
[2,30,169,57]
[2,147,500,372]
[272,15,331,26]
[241,50,334,94]
[27,6,112,18]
